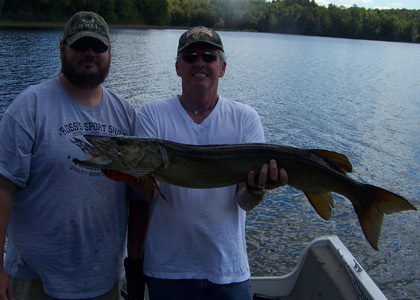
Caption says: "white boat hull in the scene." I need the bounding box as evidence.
[251,235,387,300]
[121,235,387,300]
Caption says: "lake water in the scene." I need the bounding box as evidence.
[1,28,419,299]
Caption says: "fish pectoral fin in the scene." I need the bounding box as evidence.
[143,177,157,200]
[304,192,334,220]
[129,168,158,178]
[311,150,353,174]
[148,175,168,202]
[101,169,137,182]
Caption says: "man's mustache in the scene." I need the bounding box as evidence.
[79,58,98,65]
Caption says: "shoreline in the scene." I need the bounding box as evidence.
[0,21,416,44]
[0,20,187,30]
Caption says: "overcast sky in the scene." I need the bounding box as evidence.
[315,0,420,9]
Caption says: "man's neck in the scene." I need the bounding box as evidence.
[180,89,218,110]
[59,75,103,107]
[178,92,219,124]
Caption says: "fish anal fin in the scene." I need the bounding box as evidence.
[311,150,353,174]
[304,192,334,220]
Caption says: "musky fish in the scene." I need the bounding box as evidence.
[73,135,417,250]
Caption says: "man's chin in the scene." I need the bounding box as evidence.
[65,72,105,89]
[61,59,110,89]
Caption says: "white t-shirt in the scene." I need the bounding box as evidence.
[136,95,265,284]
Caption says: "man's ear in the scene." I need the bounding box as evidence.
[59,41,66,60]
[175,61,181,77]
[219,61,227,78]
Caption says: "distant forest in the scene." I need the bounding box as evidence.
[1,0,420,43]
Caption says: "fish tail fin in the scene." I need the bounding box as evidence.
[353,184,416,250]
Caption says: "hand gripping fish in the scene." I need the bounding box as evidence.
[73,135,417,250]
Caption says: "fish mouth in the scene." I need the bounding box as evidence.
[84,135,122,158]
[72,135,122,168]
[74,156,113,167]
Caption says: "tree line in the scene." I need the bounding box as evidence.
[1,0,419,43]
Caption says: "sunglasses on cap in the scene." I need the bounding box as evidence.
[68,38,109,53]
[181,52,218,63]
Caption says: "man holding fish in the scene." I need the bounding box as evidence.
[127,26,288,300]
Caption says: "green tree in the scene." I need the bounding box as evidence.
[1,0,419,44]
[137,0,169,25]
[0,0,5,18]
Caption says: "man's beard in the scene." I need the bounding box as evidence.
[61,54,111,89]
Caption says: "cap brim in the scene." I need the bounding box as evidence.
[66,31,110,47]
[178,41,224,54]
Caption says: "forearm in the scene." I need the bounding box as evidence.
[0,177,16,268]
[127,199,151,260]
[236,183,265,211]
[236,162,288,211]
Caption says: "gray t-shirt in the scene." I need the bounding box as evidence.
[0,77,137,298]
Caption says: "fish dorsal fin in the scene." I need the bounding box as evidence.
[311,150,353,174]
[304,192,334,220]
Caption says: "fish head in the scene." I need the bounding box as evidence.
[74,135,163,177]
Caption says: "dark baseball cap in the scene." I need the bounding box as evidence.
[63,11,110,46]
[177,26,224,55]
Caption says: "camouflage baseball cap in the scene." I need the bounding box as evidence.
[63,11,110,46]
[177,26,224,55]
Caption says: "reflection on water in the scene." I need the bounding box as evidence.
[0,29,62,114]
[1,28,420,299]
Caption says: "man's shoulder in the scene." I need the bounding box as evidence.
[7,78,59,111]
[219,97,258,115]
[144,96,177,106]
[139,96,177,111]
[102,87,137,111]
[18,77,59,95]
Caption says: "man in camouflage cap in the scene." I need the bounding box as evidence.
[60,11,111,90]
[0,11,146,300]
[131,25,288,300]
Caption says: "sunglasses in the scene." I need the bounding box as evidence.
[69,39,109,54]
[181,52,218,63]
